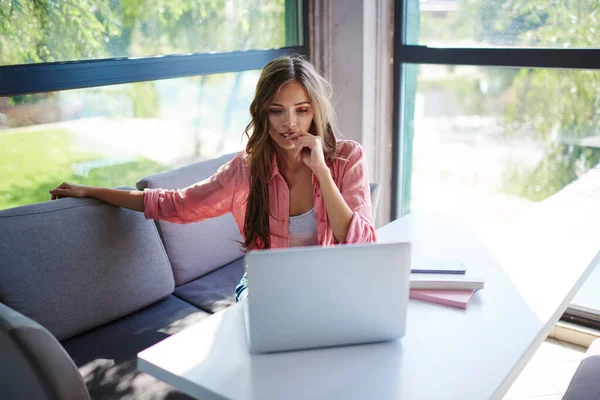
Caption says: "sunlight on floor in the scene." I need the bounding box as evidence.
[502,338,586,400]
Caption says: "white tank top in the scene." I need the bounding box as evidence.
[288,208,319,247]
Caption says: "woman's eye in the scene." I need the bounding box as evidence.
[297,108,310,113]
[268,109,282,114]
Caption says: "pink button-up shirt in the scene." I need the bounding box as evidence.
[143,140,376,248]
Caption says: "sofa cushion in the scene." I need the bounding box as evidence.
[0,194,175,341]
[0,302,90,400]
[174,257,245,313]
[137,152,244,286]
[369,182,381,222]
[562,355,600,400]
[61,295,209,400]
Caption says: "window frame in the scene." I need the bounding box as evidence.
[0,0,309,97]
[391,0,600,220]
[391,0,600,329]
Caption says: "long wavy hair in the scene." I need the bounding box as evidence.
[242,55,339,251]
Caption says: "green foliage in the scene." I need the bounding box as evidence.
[0,0,288,122]
[0,0,119,64]
[0,0,287,65]
[507,69,600,141]
[418,5,473,44]
[419,68,518,115]
[419,0,600,201]
[0,0,293,209]
[0,129,166,210]
[471,0,549,46]
[129,82,159,118]
[497,1,600,200]
[503,143,600,201]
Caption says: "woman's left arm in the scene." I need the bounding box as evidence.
[316,143,377,243]
[314,164,355,242]
[287,133,377,243]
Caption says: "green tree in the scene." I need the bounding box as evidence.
[0,0,292,209]
[500,0,600,200]
[0,0,119,64]
[420,0,600,201]
[0,0,288,123]
[0,0,287,65]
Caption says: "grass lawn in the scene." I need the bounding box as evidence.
[0,129,167,210]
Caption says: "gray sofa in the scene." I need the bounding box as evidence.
[0,152,381,400]
[562,338,600,400]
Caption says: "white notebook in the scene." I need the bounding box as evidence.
[410,273,485,290]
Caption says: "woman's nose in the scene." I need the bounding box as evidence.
[284,111,296,129]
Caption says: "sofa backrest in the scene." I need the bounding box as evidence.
[370,182,381,222]
[0,192,175,341]
[137,152,244,286]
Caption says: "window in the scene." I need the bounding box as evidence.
[393,0,600,324]
[0,71,261,209]
[0,0,302,65]
[409,64,600,235]
[414,0,600,48]
[0,0,307,210]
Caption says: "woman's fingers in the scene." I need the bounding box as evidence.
[295,136,317,151]
[49,187,71,200]
[49,182,90,200]
[283,131,303,141]
[294,137,311,160]
[50,183,68,197]
[283,131,313,141]
[283,132,323,165]
[50,188,62,197]
[294,135,322,160]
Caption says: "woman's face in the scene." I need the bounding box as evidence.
[268,81,314,151]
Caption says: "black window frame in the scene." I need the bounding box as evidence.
[391,0,600,329]
[391,0,600,221]
[0,0,310,97]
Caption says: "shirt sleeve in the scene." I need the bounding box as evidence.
[143,153,242,224]
[337,142,377,244]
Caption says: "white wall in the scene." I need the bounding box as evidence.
[310,0,394,226]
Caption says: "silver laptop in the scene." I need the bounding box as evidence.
[242,242,411,353]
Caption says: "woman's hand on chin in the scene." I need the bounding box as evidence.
[283,131,326,172]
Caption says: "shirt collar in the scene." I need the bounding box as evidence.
[269,156,281,182]
[268,155,330,185]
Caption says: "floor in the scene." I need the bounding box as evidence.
[502,338,587,400]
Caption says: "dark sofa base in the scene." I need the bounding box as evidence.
[61,296,210,400]
[562,355,600,400]
[174,257,244,314]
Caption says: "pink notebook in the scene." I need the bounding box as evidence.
[409,289,476,309]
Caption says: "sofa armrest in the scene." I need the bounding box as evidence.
[562,338,600,400]
[0,303,90,400]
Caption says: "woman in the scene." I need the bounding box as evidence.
[50,55,376,300]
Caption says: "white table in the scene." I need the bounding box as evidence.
[138,209,600,400]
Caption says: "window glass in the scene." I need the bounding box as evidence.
[0,70,260,209]
[411,0,600,48]
[0,0,299,65]
[404,64,600,237]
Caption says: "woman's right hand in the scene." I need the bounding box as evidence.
[49,182,89,200]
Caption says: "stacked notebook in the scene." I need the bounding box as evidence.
[409,259,483,309]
